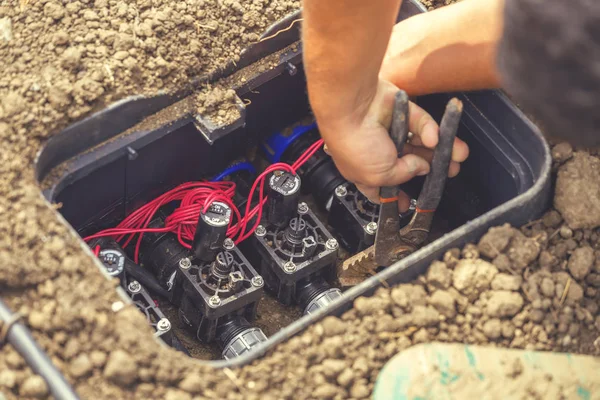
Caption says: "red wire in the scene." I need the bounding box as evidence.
[84,138,326,260]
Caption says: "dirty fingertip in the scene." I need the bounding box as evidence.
[421,120,439,149]
[404,154,430,177]
[448,161,461,177]
[452,139,469,162]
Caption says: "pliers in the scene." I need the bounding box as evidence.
[339,91,463,287]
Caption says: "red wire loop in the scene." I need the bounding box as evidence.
[84,139,325,262]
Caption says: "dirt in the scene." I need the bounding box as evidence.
[1,1,600,400]
[555,151,600,229]
[158,292,302,361]
[195,42,299,126]
[419,0,459,11]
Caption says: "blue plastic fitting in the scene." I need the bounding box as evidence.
[261,122,318,163]
[211,161,257,182]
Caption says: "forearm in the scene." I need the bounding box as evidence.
[380,0,505,96]
[302,0,402,133]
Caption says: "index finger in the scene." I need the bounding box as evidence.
[408,102,470,163]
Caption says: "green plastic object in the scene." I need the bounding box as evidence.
[374,342,600,399]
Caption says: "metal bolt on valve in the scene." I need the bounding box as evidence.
[179,257,192,269]
[209,296,221,307]
[283,261,297,273]
[297,202,309,214]
[335,185,347,198]
[365,222,378,235]
[156,318,171,332]
[326,238,339,251]
[255,225,267,237]
[128,280,141,293]
[251,276,264,287]
[223,238,235,250]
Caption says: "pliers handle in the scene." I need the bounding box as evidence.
[374,92,463,266]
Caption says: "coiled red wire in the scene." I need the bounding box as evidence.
[84,139,325,263]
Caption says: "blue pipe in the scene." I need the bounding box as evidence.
[211,161,257,182]
[261,122,318,163]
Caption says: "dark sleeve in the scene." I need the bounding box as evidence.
[496,0,600,147]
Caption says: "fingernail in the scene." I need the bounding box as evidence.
[406,157,429,177]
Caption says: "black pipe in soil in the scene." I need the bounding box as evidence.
[0,299,80,400]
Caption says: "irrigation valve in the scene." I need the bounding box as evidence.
[242,172,341,315]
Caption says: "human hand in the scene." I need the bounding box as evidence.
[318,79,469,211]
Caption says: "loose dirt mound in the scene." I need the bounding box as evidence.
[3,147,600,399]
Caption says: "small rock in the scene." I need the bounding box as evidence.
[412,328,430,343]
[0,370,16,388]
[354,296,389,316]
[53,30,69,46]
[555,152,600,229]
[492,254,512,272]
[478,224,515,259]
[313,383,338,399]
[428,290,456,318]
[113,50,129,60]
[586,273,600,288]
[529,309,545,323]
[44,2,65,20]
[5,351,23,369]
[568,323,580,336]
[2,91,25,117]
[452,259,498,297]
[538,251,557,269]
[165,389,192,400]
[337,368,355,388]
[83,10,99,21]
[321,359,347,379]
[104,350,137,386]
[542,210,563,228]
[390,284,426,309]
[61,47,82,70]
[486,291,524,318]
[19,376,48,398]
[349,381,370,399]
[0,17,12,42]
[566,281,584,305]
[508,236,540,270]
[462,243,480,259]
[426,261,452,289]
[552,142,573,163]
[568,246,594,280]
[502,320,515,338]
[443,248,461,268]
[491,273,522,291]
[411,306,440,328]
[179,374,205,394]
[559,226,573,239]
[483,318,502,340]
[69,354,93,378]
[90,351,107,368]
[540,278,555,297]
[28,310,45,330]
[321,316,346,337]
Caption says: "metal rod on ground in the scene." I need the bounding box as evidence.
[0,299,80,400]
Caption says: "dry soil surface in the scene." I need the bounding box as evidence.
[4,0,600,399]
